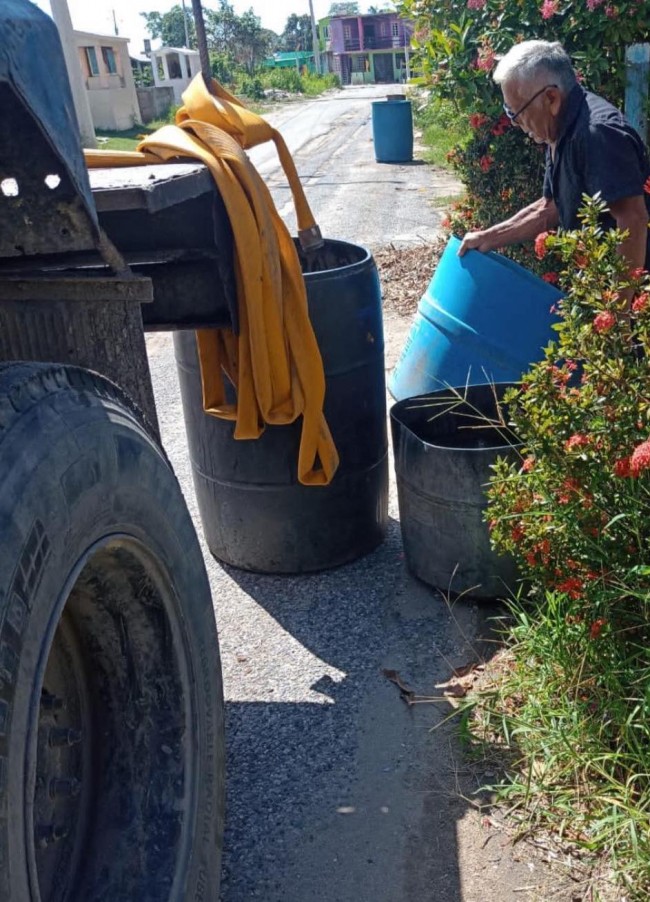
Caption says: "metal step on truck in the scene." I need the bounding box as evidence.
[0,2,231,898]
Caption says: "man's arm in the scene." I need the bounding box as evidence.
[608,194,649,311]
[457,197,560,256]
[609,194,648,273]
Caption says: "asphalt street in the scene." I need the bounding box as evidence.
[145,86,552,901]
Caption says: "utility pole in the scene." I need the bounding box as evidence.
[190,0,211,86]
[181,0,191,48]
[50,0,96,148]
[308,0,322,75]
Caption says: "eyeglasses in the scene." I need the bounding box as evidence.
[503,84,558,122]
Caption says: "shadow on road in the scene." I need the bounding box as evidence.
[217,516,508,901]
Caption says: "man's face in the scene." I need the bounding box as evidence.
[502,80,562,145]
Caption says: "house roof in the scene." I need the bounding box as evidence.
[153,46,200,56]
[73,30,130,45]
[272,52,314,61]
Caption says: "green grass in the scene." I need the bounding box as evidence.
[93,108,180,151]
[464,590,650,900]
[414,97,471,168]
[430,192,465,209]
[94,124,161,152]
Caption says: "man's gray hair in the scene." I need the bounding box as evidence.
[493,40,577,94]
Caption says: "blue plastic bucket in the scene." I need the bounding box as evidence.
[389,236,562,400]
[372,99,413,163]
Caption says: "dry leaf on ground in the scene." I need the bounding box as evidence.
[374,239,446,318]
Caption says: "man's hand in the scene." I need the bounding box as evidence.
[457,231,496,256]
[456,197,559,258]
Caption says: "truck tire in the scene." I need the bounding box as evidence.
[0,362,225,901]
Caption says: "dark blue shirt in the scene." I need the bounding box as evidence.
[543,85,650,263]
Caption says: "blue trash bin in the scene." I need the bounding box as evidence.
[389,235,562,400]
[372,99,413,163]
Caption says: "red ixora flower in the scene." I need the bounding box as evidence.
[467,0,486,8]
[589,618,608,639]
[593,310,616,333]
[469,112,489,129]
[614,456,632,478]
[632,292,649,313]
[565,434,589,452]
[474,45,496,71]
[491,113,511,136]
[541,0,559,17]
[479,154,494,172]
[534,231,550,259]
[556,576,583,600]
[522,455,535,472]
[542,271,559,284]
[510,522,525,543]
[630,439,650,476]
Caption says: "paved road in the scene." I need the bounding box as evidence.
[146,87,549,901]
[248,84,457,248]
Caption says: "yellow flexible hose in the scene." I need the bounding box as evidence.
[85,74,338,486]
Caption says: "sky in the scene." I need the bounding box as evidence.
[34,0,337,53]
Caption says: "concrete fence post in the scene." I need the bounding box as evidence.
[625,43,650,143]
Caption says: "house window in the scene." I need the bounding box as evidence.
[84,46,99,76]
[392,22,399,37]
[343,24,352,39]
[321,25,329,39]
[166,52,182,79]
[185,55,192,77]
[351,54,368,72]
[156,57,165,80]
[101,46,117,74]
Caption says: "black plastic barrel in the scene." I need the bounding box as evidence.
[371,99,413,163]
[390,384,519,599]
[174,239,389,573]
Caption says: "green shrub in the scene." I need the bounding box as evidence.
[488,194,650,592]
[238,75,265,100]
[210,51,236,85]
[301,72,341,95]
[260,67,304,93]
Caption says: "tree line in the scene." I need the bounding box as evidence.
[140,2,396,77]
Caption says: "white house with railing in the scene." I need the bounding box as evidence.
[150,47,201,105]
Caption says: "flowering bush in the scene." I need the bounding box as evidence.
[471,195,650,891]
[442,113,550,271]
[487,194,650,637]
[402,0,650,113]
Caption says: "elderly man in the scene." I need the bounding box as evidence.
[458,40,650,273]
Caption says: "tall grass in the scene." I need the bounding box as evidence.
[414,97,471,168]
[467,590,650,899]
